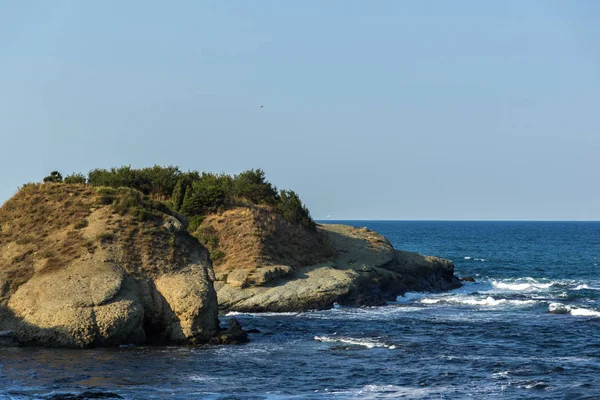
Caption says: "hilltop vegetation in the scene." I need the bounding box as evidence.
[43,166,315,231]
[40,166,317,266]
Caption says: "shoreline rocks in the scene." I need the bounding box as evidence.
[214,224,462,313]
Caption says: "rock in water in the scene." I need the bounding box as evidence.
[210,318,249,345]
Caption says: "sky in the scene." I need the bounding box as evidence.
[1,1,599,220]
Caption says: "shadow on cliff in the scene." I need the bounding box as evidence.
[0,289,191,348]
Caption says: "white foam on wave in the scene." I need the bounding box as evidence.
[548,302,600,317]
[490,279,553,292]
[225,311,301,317]
[314,335,396,349]
[570,308,600,317]
[573,283,600,291]
[421,295,538,307]
[464,256,485,261]
[396,292,431,303]
[332,384,442,399]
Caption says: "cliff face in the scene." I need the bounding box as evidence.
[0,184,218,347]
[209,216,462,313]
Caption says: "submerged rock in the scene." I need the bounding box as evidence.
[210,318,249,345]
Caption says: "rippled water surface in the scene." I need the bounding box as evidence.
[2,221,600,399]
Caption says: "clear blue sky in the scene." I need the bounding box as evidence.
[1,1,599,220]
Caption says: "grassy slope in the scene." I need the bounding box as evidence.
[197,205,335,280]
[0,183,201,305]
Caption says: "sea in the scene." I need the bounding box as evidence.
[1,221,599,399]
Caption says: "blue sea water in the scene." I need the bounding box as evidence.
[1,221,600,399]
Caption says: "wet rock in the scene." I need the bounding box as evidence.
[210,318,249,345]
[461,276,476,282]
[0,330,18,347]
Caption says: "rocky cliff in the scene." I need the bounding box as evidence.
[0,184,461,347]
[0,184,218,347]
[204,210,462,313]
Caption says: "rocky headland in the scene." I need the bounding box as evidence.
[209,211,461,312]
[0,171,461,348]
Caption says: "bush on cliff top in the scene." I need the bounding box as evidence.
[42,166,316,231]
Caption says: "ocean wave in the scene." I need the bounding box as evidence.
[225,311,302,317]
[483,277,600,294]
[548,302,600,317]
[464,256,486,261]
[420,295,538,307]
[314,335,396,349]
[328,384,443,399]
[396,292,431,303]
[573,283,600,291]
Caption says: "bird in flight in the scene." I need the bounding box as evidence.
[259,104,264,108]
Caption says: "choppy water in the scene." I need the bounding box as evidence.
[1,221,600,399]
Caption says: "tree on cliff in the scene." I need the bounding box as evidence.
[43,171,63,183]
[64,173,86,184]
[231,169,278,205]
[277,189,316,230]
[49,165,317,231]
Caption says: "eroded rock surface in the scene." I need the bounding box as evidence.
[0,184,219,347]
[215,224,461,312]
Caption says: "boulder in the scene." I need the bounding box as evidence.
[210,318,249,345]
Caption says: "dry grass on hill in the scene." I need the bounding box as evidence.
[0,184,201,303]
[197,205,335,276]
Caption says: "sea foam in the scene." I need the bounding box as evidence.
[314,335,396,349]
[421,295,537,307]
[548,302,600,317]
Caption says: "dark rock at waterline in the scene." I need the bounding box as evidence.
[0,330,18,347]
[47,392,123,399]
[210,318,249,345]
[461,276,476,282]
[246,328,261,333]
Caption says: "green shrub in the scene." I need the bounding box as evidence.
[171,178,187,211]
[43,171,63,183]
[40,249,56,258]
[112,188,144,215]
[231,169,278,205]
[180,176,226,216]
[58,165,316,231]
[188,215,204,233]
[95,187,117,205]
[98,232,115,243]
[64,173,86,184]
[276,190,315,230]
[130,206,152,222]
[194,226,219,249]
[74,219,88,229]
[210,250,226,264]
